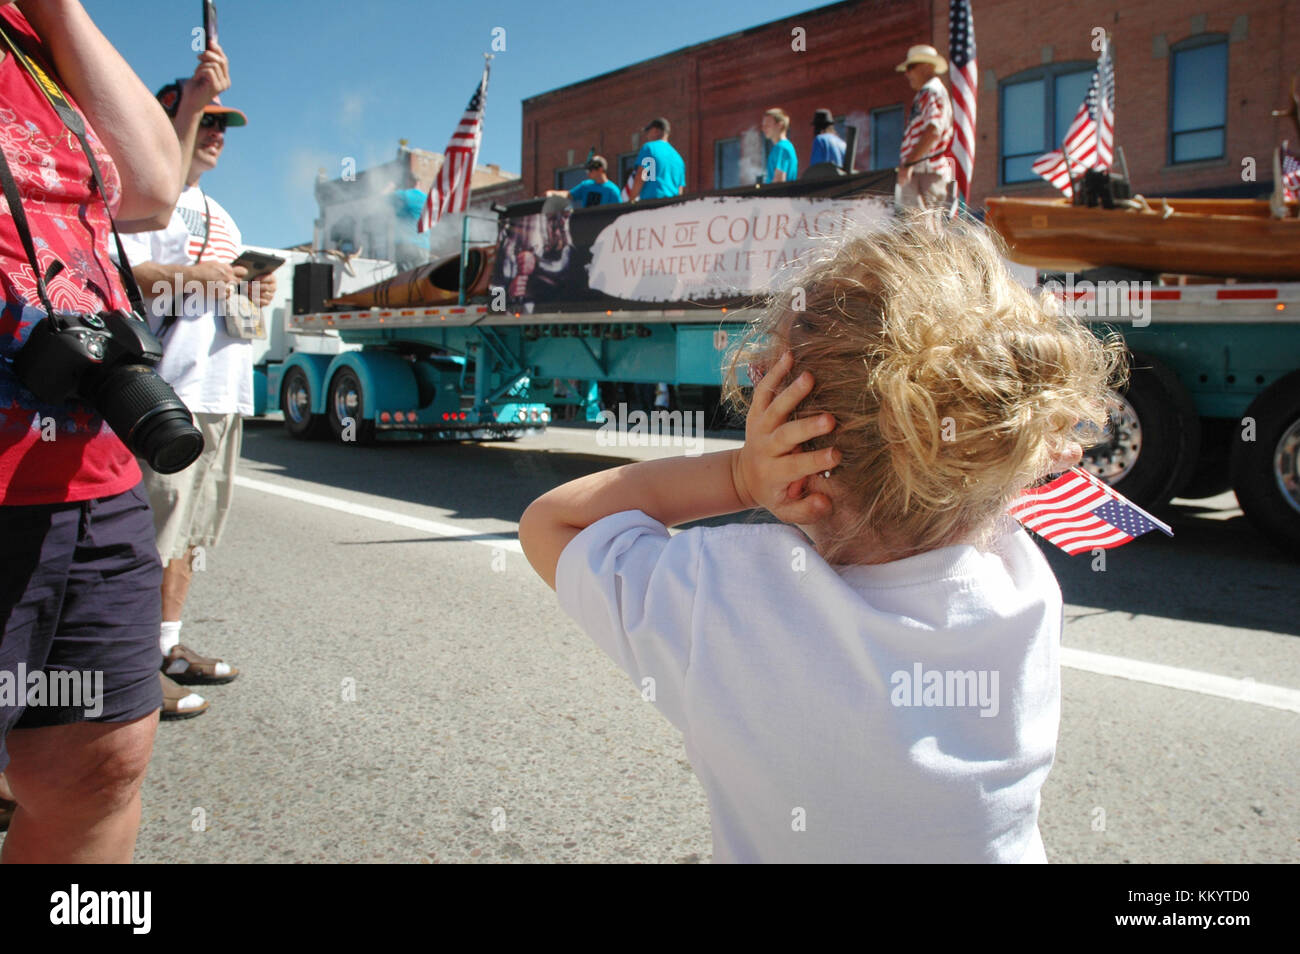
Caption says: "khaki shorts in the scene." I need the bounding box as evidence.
[141,412,242,563]
[899,171,954,211]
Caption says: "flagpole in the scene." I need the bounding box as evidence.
[456,52,494,305]
[1068,465,1174,536]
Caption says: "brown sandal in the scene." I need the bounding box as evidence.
[160,672,209,720]
[163,643,239,685]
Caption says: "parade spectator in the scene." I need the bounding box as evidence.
[809,108,847,169]
[117,47,270,719]
[628,117,685,201]
[0,0,183,863]
[519,216,1124,862]
[546,155,622,208]
[895,44,956,211]
[761,108,798,183]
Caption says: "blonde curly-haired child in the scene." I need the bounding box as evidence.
[520,216,1125,863]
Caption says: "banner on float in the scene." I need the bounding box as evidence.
[586,195,892,302]
[490,191,894,312]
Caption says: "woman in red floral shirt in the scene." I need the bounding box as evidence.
[0,0,181,862]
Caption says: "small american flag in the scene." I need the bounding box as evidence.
[1032,35,1115,198]
[948,0,977,203]
[1008,466,1172,554]
[419,59,491,233]
[1282,141,1300,204]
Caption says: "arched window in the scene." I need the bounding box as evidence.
[1169,34,1228,164]
[999,61,1095,184]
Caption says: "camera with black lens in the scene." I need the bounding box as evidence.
[13,309,204,474]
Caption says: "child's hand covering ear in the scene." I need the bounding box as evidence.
[732,350,842,525]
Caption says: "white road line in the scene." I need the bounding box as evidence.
[235,475,522,552]
[237,474,1299,714]
[1061,648,1300,714]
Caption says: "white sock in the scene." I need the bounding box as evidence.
[176,690,206,710]
[160,620,182,657]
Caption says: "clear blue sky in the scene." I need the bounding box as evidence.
[82,0,817,248]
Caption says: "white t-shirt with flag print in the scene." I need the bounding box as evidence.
[117,185,253,416]
[900,76,955,178]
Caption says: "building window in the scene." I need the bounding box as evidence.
[833,115,860,171]
[1169,35,1228,163]
[870,106,903,171]
[715,137,741,189]
[999,63,1094,184]
[554,165,586,192]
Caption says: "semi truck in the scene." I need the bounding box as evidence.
[251,172,1300,556]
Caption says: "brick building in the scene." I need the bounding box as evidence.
[520,0,1300,210]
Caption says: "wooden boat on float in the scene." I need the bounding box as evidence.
[326,245,496,308]
[984,196,1300,280]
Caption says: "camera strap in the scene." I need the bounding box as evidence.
[0,18,148,318]
[156,190,212,340]
[0,139,59,320]
[195,191,212,264]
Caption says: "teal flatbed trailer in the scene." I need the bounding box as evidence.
[260,175,1300,556]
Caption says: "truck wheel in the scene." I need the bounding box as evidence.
[327,368,376,445]
[1230,371,1300,557]
[280,367,330,440]
[1080,352,1200,511]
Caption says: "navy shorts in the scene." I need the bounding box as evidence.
[0,482,163,773]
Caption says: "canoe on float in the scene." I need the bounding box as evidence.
[327,245,496,308]
[984,197,1300,279]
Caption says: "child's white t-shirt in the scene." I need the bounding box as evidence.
[556,510,1063,863]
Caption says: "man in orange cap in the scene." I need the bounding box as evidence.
[116,40,271,720]
[894,44,955,212]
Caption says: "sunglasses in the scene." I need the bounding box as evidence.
[199,114,228,130]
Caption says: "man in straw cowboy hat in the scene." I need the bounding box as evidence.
[894,44,956,211]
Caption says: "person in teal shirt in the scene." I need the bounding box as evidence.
[387,183,431,271]
[761,108,798,183]
[547,155,623,207]
[628,117,686,201]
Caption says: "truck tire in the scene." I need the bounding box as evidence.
[327,368,376,445]
[1081,352,1200,511]
[1230,371,1300,557]
[280,366,330,440]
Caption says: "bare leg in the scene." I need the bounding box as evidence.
[161,548,195,623]
[1,713,159,863]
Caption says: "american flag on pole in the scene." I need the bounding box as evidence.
[1031,36,1115,198]
[1282,142,1300,203]
[948,0,977,203]
[418,58,491,233]
[1008,466,1172,554]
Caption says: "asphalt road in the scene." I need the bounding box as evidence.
[12,419,1298,863]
